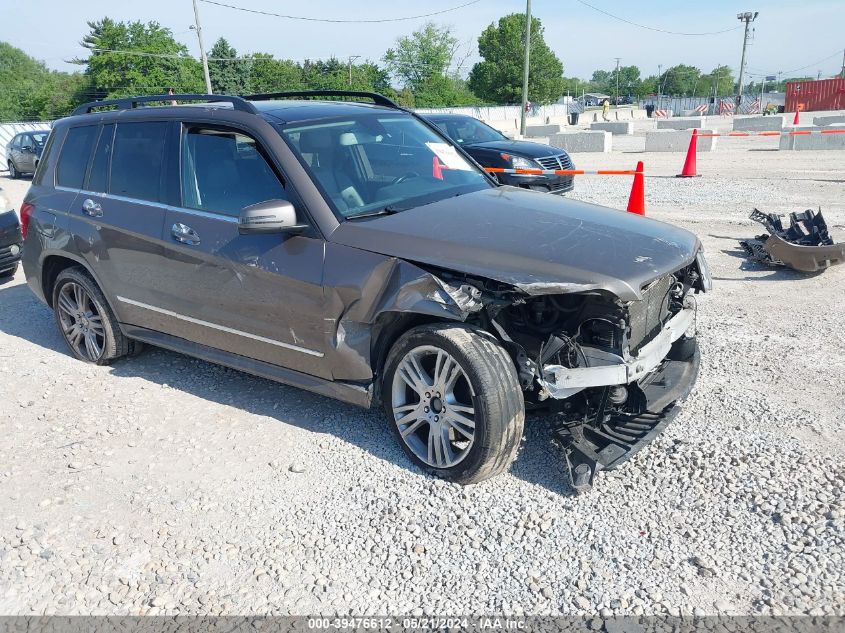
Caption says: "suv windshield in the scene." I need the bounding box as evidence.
[428,116,506,146]
[278,113,491,219]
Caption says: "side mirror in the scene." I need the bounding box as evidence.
[238,199,308,235]
[22,145,34,153]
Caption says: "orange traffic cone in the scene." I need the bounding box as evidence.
[792,108,800,125]
[626,161,645,216]
[676,129,699,177]
[432,156,443,180]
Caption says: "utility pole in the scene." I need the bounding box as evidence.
[735,11,758,102]
[657,64,662,110]
[192,0,212,94]
[519,0,532,136]
[347,55,361,86]
[841,49,845,78]
[614,57,621,105]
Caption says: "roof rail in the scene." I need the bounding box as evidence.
[244,90,402,109]
[71,94,259,116]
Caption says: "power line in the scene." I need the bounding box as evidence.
[573,0,742,36]
[750,49,843,78]
[198,0,482,23]
[82,47,455,71]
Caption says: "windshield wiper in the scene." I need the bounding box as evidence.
[346,205,404,221]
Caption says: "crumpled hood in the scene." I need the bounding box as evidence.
[330,187,700,301]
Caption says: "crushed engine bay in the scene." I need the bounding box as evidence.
[740,208,845,273]
[433,254,710,491]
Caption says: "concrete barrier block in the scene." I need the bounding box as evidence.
[590,121,633,135]
[656,117,706,130]
[526,124,564,136]
[549,131,611,153]
[645,129,717,152]
[631,109,648,120]
[813,114,845,126]
[733,115,785,131]
[779,126,845,150]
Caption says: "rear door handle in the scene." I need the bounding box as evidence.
[82,198,102,217]
[171,223,201,245]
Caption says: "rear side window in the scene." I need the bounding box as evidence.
[110,122,167,202]
[32,130,56,186]
[10,136,21,149]
[180,126,286,217]
[86,124,115,194]
[56,126,98,189]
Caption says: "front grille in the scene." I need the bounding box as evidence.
[536,153,573,171]
[0,243,22,268]
[628,275,673,353]
[550,180,574,193]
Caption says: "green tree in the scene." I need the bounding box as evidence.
[384,23,458,92]
[0,41,90,120]
[588,69,613,94]
[75,18,204,97]
[209,37,250,95]
[468,13,565,104]
[383,23,476,106]
[659,64,701,96]
[247,54,303,93]
[698,65,735,96]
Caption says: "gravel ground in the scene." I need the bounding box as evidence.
[0,129,844,617]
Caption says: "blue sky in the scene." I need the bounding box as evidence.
[3,0,843,81]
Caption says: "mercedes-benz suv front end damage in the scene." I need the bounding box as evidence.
[425,252,711,491]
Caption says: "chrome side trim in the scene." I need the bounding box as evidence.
[58,187,238,223]
[115,296,324,357]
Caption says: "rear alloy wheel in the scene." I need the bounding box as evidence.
[53,268,129,365]
[8,161,18,179]
[383,324,525,484]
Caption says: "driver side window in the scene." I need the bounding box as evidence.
[181,126,287,218]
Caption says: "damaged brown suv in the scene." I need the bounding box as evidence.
[21,91,710,488]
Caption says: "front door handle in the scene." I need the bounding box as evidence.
[171,223,201,245]
[82,198,102,217]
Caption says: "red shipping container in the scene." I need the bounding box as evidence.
[785,78,845,113]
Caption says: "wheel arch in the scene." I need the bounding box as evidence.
[40,253,117,318]
[369,311,453,406]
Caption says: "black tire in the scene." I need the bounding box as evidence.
[0,263,17,279]
[8,161,19,179]
[382,323,525,484]
[52,267,130,365]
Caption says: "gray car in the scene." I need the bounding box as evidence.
[6,130,50,178]
[21,91,710,488]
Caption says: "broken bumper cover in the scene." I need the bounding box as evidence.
[538,304,696,399]
[741,208,845,273]
[754,234,845,273]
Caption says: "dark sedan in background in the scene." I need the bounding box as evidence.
[0,189,22,280]
[5,129,50,178]
[422,113,575,194]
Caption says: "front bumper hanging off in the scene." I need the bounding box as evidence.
[536,305,700,493]
[557,338,700,492]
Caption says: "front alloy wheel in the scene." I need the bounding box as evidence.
[392,345,477,469]
[383,324,525,484]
